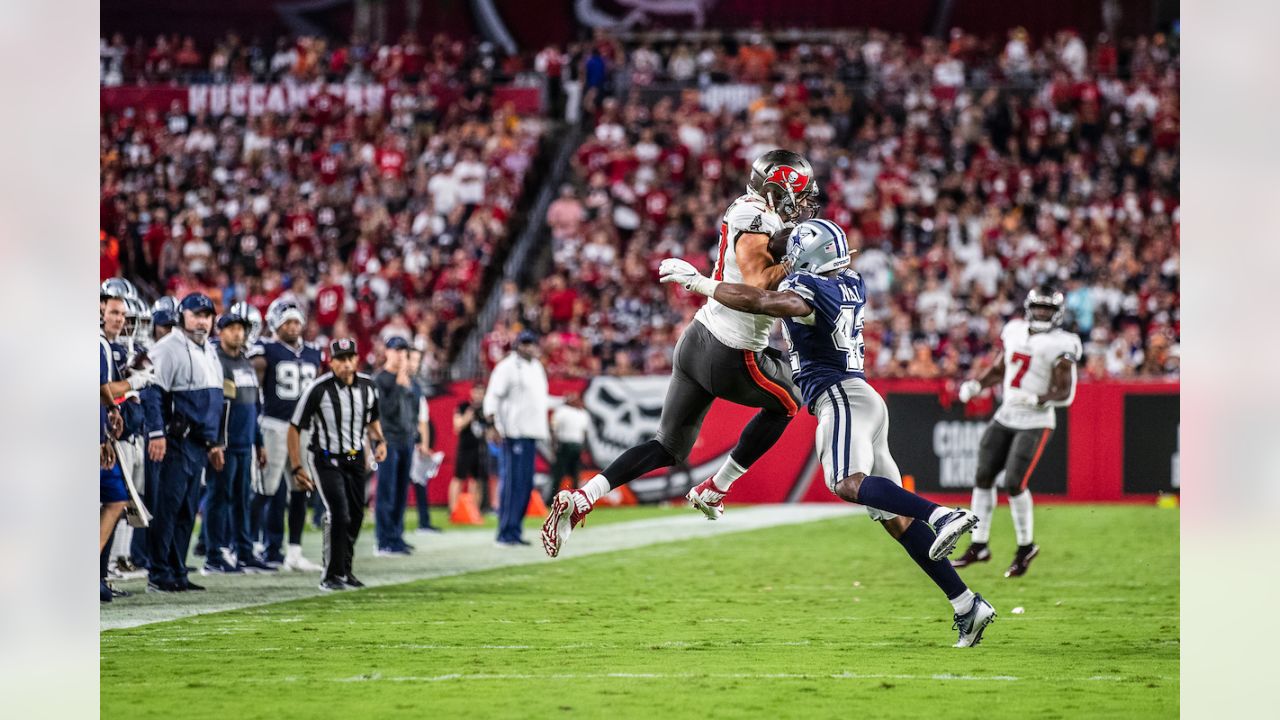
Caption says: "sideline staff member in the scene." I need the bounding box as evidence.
[288,339,387,592]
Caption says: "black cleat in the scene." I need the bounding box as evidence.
[951,543,992,568]
[318,578,347,592]
[1004,544,1040,578]
[342,574,366,589]
[147,580,182,594]
[180,579,207,592]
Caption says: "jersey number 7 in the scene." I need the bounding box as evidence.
[1010,352,1033,388]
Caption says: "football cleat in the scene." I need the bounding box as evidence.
[686,478,728,520]
[929,508,979,562]
[542,490,593,558]
[284,544,324,572]
[318,579,347,592]
[342,574,366,589]
[1004,544,1040,578]
[952,594,997,648]
[951,542,992,568]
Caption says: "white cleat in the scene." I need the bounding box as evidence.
[952,594,997,647]
[284,544,323,572]
[929,508,979,562]
[541,490,593,558]
[686,478,727,520]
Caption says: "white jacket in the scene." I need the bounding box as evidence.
[483,353,549,441]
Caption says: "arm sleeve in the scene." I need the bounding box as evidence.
[291,378,321,430]
[141,386,164,438]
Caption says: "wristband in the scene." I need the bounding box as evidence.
[690,276,721,298]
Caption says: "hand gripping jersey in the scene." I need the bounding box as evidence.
[694,193,787,351]
[777,269,868,409]
[993,318,1083,430]
[250,339,324,421]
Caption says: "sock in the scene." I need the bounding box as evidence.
[711,456,748,492]
[288,491,308,545]
[949,589,976,615]
[856,476,939,522]
[1009,490,1034,546]
[970,486,996,544]
[581,475,610,504]
[895,520,970,606]
[729,408,792,466]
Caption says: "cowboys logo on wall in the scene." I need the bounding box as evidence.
[582,375,730,502]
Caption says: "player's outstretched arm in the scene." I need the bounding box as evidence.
[658,258,810,318]
[958,350,1004,402]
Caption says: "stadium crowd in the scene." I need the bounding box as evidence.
[486,27,1179,381]
[100,32,549,387]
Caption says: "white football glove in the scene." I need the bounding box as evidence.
[658,258,720,297]
[958,379,982,403]
[1004,387,1043,408]
[127,368,156,391]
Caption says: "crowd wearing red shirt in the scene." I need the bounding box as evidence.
[487,27,1179,382]
[101,32,547,379]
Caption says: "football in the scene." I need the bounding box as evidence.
[768,225,793,262]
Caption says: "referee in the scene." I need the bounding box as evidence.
[287,339,387,592]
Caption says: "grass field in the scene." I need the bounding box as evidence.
[101,505,1178,718]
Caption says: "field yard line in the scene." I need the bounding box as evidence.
[325,672,1172,684]
[101,504,860,631]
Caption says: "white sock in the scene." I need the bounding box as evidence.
[949,589,976,614]
[581,475,611,504]
[927,506,950,525]
[711,456,748,491]
[1009,490,1034,546]
[970,486,996,544]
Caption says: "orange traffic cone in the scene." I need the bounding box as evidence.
[526,490,549,518]
[450,491,484,525]
[902,474,916,493]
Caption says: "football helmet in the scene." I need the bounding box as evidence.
[1024,284,1065,333]
[227,301,263,344]
[151,296,178,330]
[747,149,820,224]
[785,219,851,275]
[266,297,306,332]
[100,277,139,301]
[123,296,152,351]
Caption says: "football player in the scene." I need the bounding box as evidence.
[952,285,1081,577]
[541,150,815,558]
[248,298,324,571]
[658,219,997,647]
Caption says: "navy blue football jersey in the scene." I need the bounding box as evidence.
[778,269,868,409]
[251,339,323,421]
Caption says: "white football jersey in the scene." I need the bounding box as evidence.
[994,318,1082,430]
[694,193,786,351]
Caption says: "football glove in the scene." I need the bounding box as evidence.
[958,379,982,403]
[127,367,156,391]
[659,258,720,297]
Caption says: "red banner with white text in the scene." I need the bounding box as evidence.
[422,377,1179,506]
[100,83,542,117]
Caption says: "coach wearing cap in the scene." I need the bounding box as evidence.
[142,292,225,593]
[373,336,418,555]
[288,338,387,591]
[484,330,549,547]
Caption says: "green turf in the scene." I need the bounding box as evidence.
[102,505,1178,718]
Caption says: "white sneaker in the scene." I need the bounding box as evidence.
[284,544,323,572]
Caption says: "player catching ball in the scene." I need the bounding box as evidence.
[952,286,1081,577]
[659,219,996,647]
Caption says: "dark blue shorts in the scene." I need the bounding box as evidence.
[100,465,129,504]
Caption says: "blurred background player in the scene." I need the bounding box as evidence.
[543,150,816,558]
[485,330,549,547]
[373,336,422,555]
[547,391,590,504]
[953,286,1081,577]
[143,292,223,593]
[107,293,153,577]
[659,219,996,647]
[406,346,442,536]
[450,384,494,515]
[249,298,324,572]
[202,306,272,575]
[131,296,179,574]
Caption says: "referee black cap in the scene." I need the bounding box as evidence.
[331,338,357,358]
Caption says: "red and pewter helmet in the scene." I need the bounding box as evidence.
[747,149,820,224]
[1024,284,1065,333]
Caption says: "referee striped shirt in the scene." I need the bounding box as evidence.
[290,372,380,455]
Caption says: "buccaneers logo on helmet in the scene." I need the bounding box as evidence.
[765,165,809,194]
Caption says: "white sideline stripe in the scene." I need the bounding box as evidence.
[327,672,1168,684]
[101,504,861,631]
